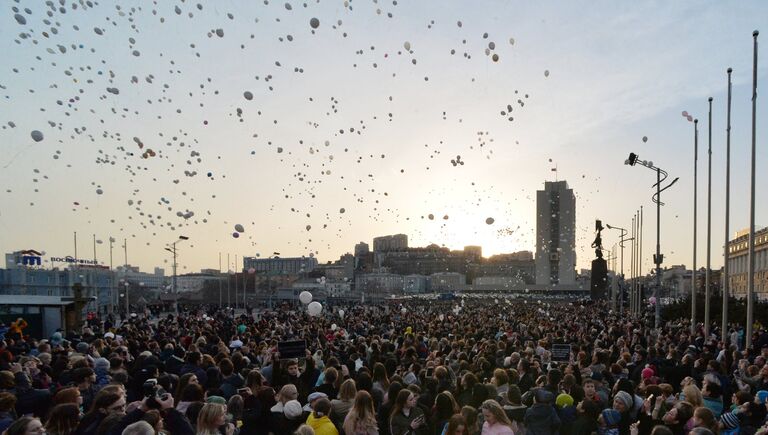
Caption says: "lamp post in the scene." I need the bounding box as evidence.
[625,153,679,328]
[164,235,189,316]
[606,224,634,313]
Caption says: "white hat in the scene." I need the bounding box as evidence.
[283,400,303,419]
[104,332,115,339]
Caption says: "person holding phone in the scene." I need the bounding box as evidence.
[390,390,427,435]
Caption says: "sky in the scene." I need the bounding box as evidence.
[0,0,766,276]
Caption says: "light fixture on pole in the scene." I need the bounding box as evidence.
[605,224,634,313]
[625,153,679,328]
[164,235,189,316]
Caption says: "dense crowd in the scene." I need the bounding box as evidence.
[1,298,768,435]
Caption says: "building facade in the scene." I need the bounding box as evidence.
[535,181,576,286]
[242,256,318,275]
[372,234,408,252]
[726,227,768,300]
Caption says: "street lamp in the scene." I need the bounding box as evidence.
[164,235,189,315]
[605,224,634,314]
[625,153,679,328]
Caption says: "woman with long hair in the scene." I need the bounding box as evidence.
[431,392,460,435]
[390,389,426,435]
[175,373,199,406]
[75,390,125,435]
[332,379,358,428]
[443,414,467,435]
[45,403,80,435]
[196,402,234,435]
[343,391,378,435]
[372,363,391,409]
[479,400,515,435]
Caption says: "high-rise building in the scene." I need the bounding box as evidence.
[536,181,576,286]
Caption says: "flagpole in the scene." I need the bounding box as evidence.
[746,30,759,345]
[723,68,732,343]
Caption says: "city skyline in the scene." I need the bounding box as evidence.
[1,2,766,275]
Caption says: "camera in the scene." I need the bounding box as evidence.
[143,379,169,409]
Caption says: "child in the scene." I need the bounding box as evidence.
[599,409,621,435]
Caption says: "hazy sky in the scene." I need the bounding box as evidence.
[1,1,766,275]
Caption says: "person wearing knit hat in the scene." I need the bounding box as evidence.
[719,411,739,430]
[206,395,226,405]
[756,390,768,405]
[556,393,574,408]
[612,391,633,414]
[641,367,655,380]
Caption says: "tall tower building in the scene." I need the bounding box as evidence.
[536,181,576,286]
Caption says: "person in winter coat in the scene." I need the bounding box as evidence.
[390,389,428,435]
[524,389,560,435]
[306,398,339,435]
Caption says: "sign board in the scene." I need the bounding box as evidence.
[551,344,572,362]
[277,340,306,359]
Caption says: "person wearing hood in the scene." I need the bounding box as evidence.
[306,397,339,435]
[555,393,577,435]
[93,358,111,390]
[598,409,621,435]
[524,388,561,435]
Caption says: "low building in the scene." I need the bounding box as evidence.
[427,272,466,292]
[243,256,318,275]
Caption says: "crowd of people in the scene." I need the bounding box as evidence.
[0,298,768,435]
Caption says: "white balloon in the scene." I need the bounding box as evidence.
[299,291,313,305]
[338,309,345,317]
[308,301,323,316]
[401,307,407,314]
[331,323,338,331]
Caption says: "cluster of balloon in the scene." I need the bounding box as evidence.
[299,291,313,305]
[307,301,323,316]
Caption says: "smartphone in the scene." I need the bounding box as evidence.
[426,367,434,377]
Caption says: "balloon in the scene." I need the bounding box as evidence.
[404,41,411,51]
[243,91,253,100]
[331,323,337,331]
[232,232,239,238]
[438,314,444,321]
[401,307,407,314]
[649,296,657,305]
[235,224,245,233]
[544,70,550,77]
[307,301,323,316]
[338,309,345,317]
[310,17,320,29]
[31,130,44,142]
[486,217,495,225]
[642,136,648,143]
[299,291,313,305]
